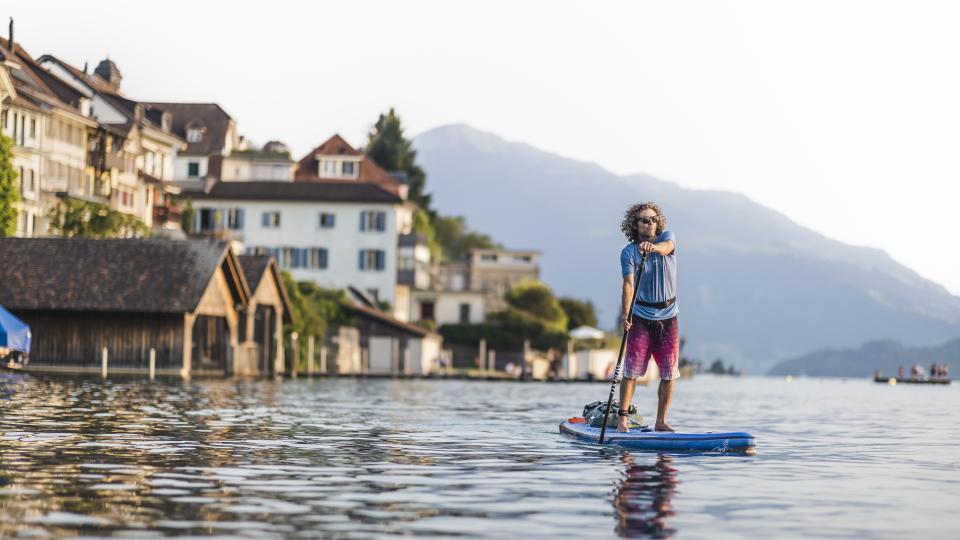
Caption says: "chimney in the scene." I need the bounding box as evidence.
[83,61,88,73]
[8,18,13,51]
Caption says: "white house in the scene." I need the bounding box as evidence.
[187,135,414,321]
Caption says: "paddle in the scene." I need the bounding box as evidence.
[599,251,647,444]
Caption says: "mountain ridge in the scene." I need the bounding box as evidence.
[412,123,960,372]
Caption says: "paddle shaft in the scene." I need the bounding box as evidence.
[598,251,648,444]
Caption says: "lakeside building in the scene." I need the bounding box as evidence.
[237,254,293,376]
[186,134,415,322]
[140,102,295,186]
[0,20,197,237]
[37,55,186,232]
[341,299,442,375]
[0,34,100,237]
[0,238,254,377]
[409,248,541,325]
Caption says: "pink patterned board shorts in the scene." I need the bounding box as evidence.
[623,316,680,380]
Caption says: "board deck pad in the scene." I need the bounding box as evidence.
[559,420,755,452]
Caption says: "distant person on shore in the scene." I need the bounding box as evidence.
[617,202,679,433]
[898,366,905,380]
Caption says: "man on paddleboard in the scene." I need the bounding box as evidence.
[618,202,679,432]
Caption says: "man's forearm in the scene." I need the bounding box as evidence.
[621,284,633,318]
[648,241,675,256]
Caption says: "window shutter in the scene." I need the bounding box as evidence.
[359,212,367,231]
[358,250,365,270]
[376,250,384,270]
[321,249,328,269]
[262,212,269,227]
[236,209,244,229]
[378,211,386,231]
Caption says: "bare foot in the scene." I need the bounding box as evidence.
[616,416,630,432]
[654,423,675,432]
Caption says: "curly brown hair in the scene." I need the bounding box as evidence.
[621,202,667,243]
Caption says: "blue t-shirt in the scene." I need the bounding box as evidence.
[620,230,678,321]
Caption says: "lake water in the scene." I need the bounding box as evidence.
[0,374,957,538]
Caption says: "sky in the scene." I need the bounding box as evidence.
[6,1,959,295]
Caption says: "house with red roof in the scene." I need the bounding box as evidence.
[185,134,416,322]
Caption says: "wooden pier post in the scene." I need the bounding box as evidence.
[290,332,299,378]
[307,335,315,376]
[149,348,156,380]
[101,347,108,378]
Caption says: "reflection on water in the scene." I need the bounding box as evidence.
[613,454,678,538]
[0,373,958,538]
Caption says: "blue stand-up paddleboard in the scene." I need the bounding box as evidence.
[559,419,755,453]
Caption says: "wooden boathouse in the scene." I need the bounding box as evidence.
[237,254,292,376]
[0,238,250,377]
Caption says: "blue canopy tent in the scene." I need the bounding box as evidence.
[0,305,31,353]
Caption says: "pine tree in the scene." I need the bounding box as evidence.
[365,108,432,211]
[0,133,20,237]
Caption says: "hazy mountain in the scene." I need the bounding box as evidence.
[413,124,960,373]
[767,338,960,378]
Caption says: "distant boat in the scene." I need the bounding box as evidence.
[0,305,31,369]
[873,376,950,385]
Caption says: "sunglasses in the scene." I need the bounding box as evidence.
[637,216,659,225]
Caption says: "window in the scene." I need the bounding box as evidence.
[29,118,36,138]
[367,288,379,302]
[226,208,244,230]
[321,160,338,177]
[261,211,281,228]
[420,301,435,321]
[28,170,35,192]
[282,247,302,268]
[310,248,329,269]
[513,255,532,263]
[198,208,219,232]
[187,162,200,178]
[318,212,335,229]
[187,128,203,143]
[459,303,471,323]
[358,249,386,271]
[342,161,355,176]
[481,254,498,262]
[359,210,386,232]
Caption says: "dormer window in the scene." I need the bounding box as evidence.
[318,157,361,179]
[187,128,204,143]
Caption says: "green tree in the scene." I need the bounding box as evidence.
[280,272,355,371]
[558,297,598,330]
[439,280,571,351]
[366,108,431,211]
[504,279,568,331]
[413,209,442,261]
[180,198,196,234]
[432,214,499,261]
[49,198,148,238]
[0,133,20,237]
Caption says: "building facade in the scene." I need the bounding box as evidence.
[187,135,414,320]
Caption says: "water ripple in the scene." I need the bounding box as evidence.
[0,374,958,538]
